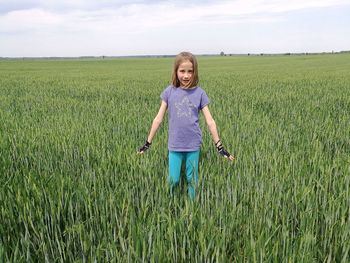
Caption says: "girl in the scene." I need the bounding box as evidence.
[138,51,234,199]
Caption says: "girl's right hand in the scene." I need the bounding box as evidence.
[138,140,152,154]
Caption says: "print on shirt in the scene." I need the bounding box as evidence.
[175,96,196,118]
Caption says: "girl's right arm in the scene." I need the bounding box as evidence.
[138,100,167,154]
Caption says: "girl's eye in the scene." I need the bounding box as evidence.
[178,69,193,74]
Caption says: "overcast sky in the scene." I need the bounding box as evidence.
[1,0,350,57]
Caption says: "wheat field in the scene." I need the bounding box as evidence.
[0,54,349,262]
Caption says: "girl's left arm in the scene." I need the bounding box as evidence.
[202,105,219,143]
[202,105,235,161]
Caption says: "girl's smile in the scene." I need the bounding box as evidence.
[177,60,193,88]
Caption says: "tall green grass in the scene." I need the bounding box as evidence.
[1,54,349,262]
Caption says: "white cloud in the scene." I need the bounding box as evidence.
[0,8,62,34]
[2,0,350,31]
[0,0,349,56]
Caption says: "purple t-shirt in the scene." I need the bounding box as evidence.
[160,85,210,152]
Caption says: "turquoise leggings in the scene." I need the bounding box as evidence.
[168,150,200,199]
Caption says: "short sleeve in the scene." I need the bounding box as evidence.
[200,90,210,109]
[160,86,171,104]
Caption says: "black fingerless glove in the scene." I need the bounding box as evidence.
[139,140,152,153]
[215,140,231,158]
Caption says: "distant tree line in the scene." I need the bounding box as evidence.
[218,50,350,57]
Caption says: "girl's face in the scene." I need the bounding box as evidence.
[177,60,193,88]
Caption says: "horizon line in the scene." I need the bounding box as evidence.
[1,50,350,59]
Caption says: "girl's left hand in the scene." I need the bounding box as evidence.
[216,141,235,161]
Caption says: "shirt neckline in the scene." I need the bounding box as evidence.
[178,86,198,90]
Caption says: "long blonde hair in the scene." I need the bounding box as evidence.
[171,52,199,88]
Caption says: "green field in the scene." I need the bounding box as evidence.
[1,54,349,262]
